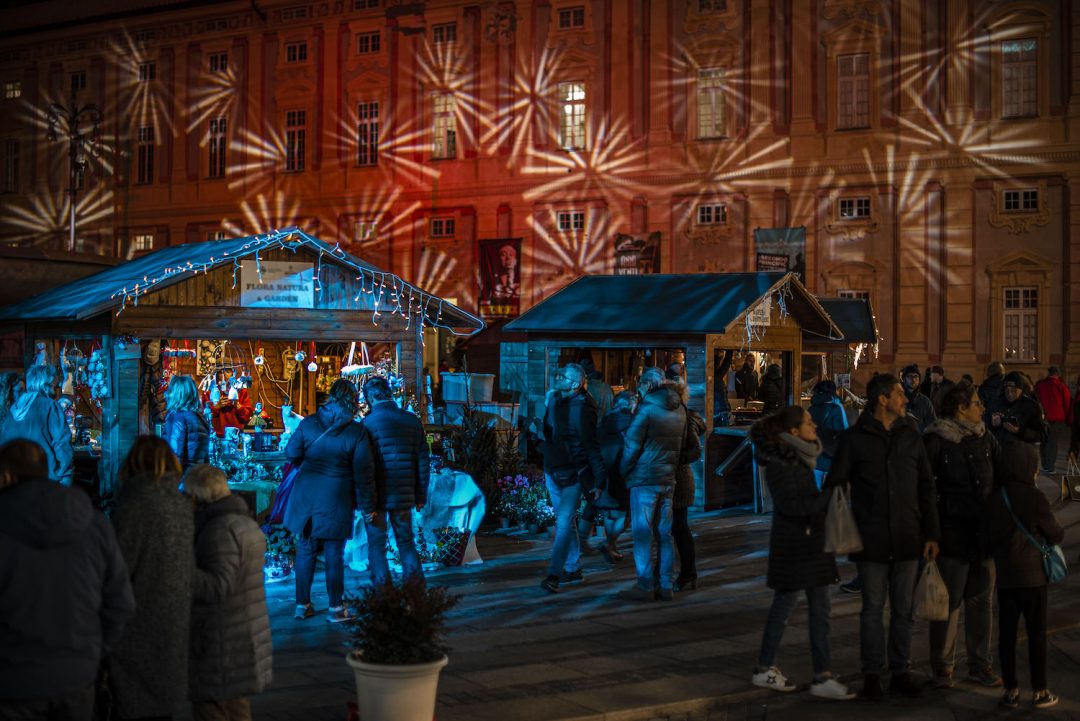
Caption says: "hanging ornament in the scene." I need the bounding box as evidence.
[306,342,318,373]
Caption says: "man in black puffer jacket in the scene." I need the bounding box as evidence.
[361,376,430,586]
[990,372,1048,450]
[827,374,940,701]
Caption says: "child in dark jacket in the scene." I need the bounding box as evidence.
[985,443,1065,710]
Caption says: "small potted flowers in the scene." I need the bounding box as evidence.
[494,474,530,528]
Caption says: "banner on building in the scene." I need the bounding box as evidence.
[754,227,806,281]
[478,237,522,317]
[613,231,661,275]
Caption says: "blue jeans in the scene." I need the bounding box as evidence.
[546,475,582,576]
[859,559,919,674]
[295,536,345,607]
[366,509,423,586]
[758,586,832,675]
[630,485,674,590]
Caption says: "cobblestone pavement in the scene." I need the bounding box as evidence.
[245,472,1080,721]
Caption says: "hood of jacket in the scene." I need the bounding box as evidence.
[641,382,681,412]
[924,417,986,443]
[316,399,357,434]
[810,391,839,408]
[982,373,1004,392]
[195,494,251,534]
[0,479,94,549]
[765,365,782,380]
[9,392,42,423]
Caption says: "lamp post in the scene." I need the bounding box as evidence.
[45,89,102,252]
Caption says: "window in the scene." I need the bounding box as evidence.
[1003,188,1038,212]
[558,6,585,29]
[5,81,21,99]
[354,0,380,8]
[355,219,378,242]
[696,203,727,225]
[557,81,586,149]
[1002,39,1037,118]
[837,53,869,129]
[838,196,871,219]
[698,0,727,9]
[557,210,585,232]
[281,6,308,20]
[3,140,17,193]
[430,217,455,238]
[136,125,155,184]
[208,117,227,178]
[431,94,457,159]
[356,101,379,166]
[134,29,156,43]
[356,31,380,54]
[285,110,306,172]
[838,289,870,300]
[137,62,155,82]
[1003,287,1038,362]
[209,52,228,73]
[433,23,456,45]
[697,68,726,138]
[132,234,154,252]
[207,230,227,241]
[285,42,308,63]
[70,71,87,93]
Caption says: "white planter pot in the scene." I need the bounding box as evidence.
[346,652,448,721]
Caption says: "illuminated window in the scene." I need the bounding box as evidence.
[697,68,726,138]
[136,125,155,185]
[838,197,870,219]
[1003,287,1038,362]
[208,52,228,73]
[356,31,380,54]
[696,204,727,225]
[430,217,455,238]
[558,7,585,29]
[70,71,87,93]
[207,230,227,241]
[285,42,308,63]
[132,233,154,252]
[4,81,20,99]
[137,62,155,82]
[432,94,457,159]
[355,219,378,242]
[837,53,869,129]
[557,210,585,232]
[3,140,18,193]
[838,289,870,300]
[356,101,379,166]
[1002,188,1038,212]
[433,23,456,45]
[557,81,586,149]
[285,110,306,171]
[208,117,227,178]
[1002,39,1037,118]
[353,0,380,8]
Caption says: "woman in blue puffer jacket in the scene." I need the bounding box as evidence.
[163,375,210,473]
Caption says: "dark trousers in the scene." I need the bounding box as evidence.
[0,684,95,721]
[295,536,345,607]
[998,586,1048,690]
[366,509,423,585]
[671,507,696,579]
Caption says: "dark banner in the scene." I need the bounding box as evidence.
[754,226,806,280]
[478,237,522,317]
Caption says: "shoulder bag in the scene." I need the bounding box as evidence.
[1001,487,1067,584]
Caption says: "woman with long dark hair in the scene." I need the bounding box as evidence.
[748,405,853,700]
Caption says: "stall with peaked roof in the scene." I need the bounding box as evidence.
[802,297,880,393]
[503,272,842,510]
[0,228,483,493]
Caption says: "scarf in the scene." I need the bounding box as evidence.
[925,417,986,444]
[779,432,823,470]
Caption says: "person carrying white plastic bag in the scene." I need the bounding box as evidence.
[913,560,950,621]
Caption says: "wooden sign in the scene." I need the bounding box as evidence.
[240,261,314,309]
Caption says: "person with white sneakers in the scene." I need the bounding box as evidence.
[747,405,855,701]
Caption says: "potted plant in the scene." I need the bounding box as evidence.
[343,577,460,721]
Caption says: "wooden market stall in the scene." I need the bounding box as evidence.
[503,272,842,510]
[0,228,483,498]
[804,297,880,397]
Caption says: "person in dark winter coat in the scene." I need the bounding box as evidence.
[984,443,1064,710]
[0,440,135,719]
[595,391,636,563]
[919,365,955,417]
[360,375,430,587]
[922,383,1001,689]
[807,380,848,485]
[110,436,195,721]
[827,374,940,701]
[184,464,273,721]
[285,379,374,622]
[979,361,1008,427]
[759,364,785,413]
[713,349,735,426]
[0,364,73,485]
[1034,367,1072,473]
[991,371,1048,450]
[735,358,759,404]
[900,364,936,432]
[581,358,614,416]
[748,406,853,700]
[671,379,705,591]
[620,369,686,600]
[164,374,211,473]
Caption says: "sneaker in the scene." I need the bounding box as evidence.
[966,667,1003,687]
[999,688,1020,709]
[860,674,884,701]
[656,587,674,601]
[1033,690,1059,709]
[559,569,584,584]
[751,666,797,693]
[890,673,923,699]
[931,670,955,689]
[840,578,862,594]
[540,575,560,593]
[327,605,350,623]
[810,678,856,701]
[294,603,315,620]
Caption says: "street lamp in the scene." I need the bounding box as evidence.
[45,88,102,252]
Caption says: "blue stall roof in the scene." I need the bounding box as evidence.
[815,298,878,344]
[505,272,842,339]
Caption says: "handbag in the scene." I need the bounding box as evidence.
[550,466,583,488]
[1001,487,1068,584]
[913,560,950,621]
[823,484,863,555]
[266,424,335,525]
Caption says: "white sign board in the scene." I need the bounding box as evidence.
[240,261,314,308]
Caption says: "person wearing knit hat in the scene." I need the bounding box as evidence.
[991,372,1049,450]
[900,364,936,432]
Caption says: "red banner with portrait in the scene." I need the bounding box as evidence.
[478,237,522,317]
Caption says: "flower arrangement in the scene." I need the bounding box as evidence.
[495,474,554,528]
[261,523,296,582]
